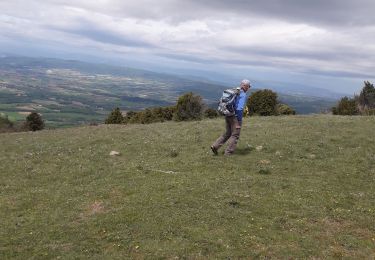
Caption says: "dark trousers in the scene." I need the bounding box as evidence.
[212,116,241,155]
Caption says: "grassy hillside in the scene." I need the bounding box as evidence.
[0,115,374,258]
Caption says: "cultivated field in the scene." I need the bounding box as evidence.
[0,115,374,258]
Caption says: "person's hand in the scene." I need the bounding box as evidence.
[235,121,241,129]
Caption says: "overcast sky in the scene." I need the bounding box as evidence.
[1,0,374,94]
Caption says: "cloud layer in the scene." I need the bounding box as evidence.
[1,0,374,93]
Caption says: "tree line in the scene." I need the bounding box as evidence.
[105,89,296,124]
[332,81,375,115]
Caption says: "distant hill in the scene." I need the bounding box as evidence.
[0,56,336,127]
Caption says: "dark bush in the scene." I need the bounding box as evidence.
[124,110,136,123]
[105,107,124,124]
[160,106,176,121]
[204,108,219,118]
[356,81,375,115]
[173,92,204,121]
[125,106,176,124]
[247,89,278,116]
[332,97,359,115]
[277,104,296,115]
[357,81,375,110]
[25,112,45,131]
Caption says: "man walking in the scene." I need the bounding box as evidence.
[211,79,251,156]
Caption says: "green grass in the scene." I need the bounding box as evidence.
[0,115,374,258]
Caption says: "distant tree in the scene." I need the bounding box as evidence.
[105,107,124,124]
[128,111,142,124]
[357,81,375,114]
[332,96,359,115]
[138,109,155,124]
[331,106,338,115]
[247,89,278,116]
[276,104,296,115]
[123,110,136,123]
[173,92,204,121]
[204,108,219,118]
[25,112,44,131]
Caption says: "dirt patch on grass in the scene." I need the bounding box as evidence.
[310,217,375,257]
[321,218,373,238]
[88,200,105,215]
[78,200,107,221]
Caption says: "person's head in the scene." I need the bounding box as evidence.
[240,79,251,92]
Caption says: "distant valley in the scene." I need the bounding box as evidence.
[0,56,337,127]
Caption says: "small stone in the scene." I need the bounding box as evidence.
[308,154,316,159]
[259,160,270,164]
[256,146,263,151]
[109,151,120,156]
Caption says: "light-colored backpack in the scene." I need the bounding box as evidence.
[217,88,240,116]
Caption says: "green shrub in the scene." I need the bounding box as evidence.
[204,108,219,118]
[332,97,359,115]
[357,81,375,109]
[25,112,45,131]
[125,106,176,124]
[173,92,204,121]
[356,81,375,114]
[277,104,296,115]
[358,107,375,115]
[149,106,176,122]
[161,106,176,121]
[247,89,278,116]
[124,110,137,123]
[105,107,124,124]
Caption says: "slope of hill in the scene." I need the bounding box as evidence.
[1,115,374,258]
[0,56,336,127]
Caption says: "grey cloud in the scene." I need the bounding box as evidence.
[224,46,374,62]
[52,26,154,48]
[187,0,375,27]
[157,53,215,64]
[61,0,375,27]
[157,49,373,80]
[305,69,374,79]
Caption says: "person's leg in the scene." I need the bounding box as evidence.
[224,119,241,155]
[211,116,233,151]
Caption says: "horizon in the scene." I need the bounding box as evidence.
[1,1,375,95]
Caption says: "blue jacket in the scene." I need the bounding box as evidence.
[234,89,247,122]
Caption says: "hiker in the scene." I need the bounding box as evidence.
[211,79,251,156]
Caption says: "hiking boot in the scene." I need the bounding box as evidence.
[210,146,218,155]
